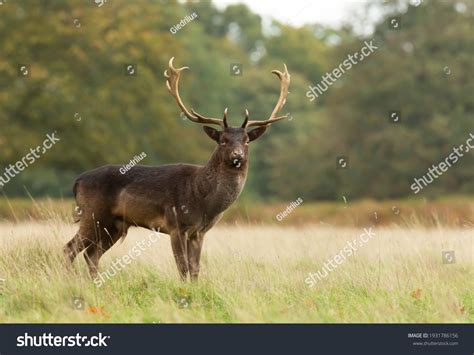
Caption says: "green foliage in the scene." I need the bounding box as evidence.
[324,0,473,199]
[0,0,472,200]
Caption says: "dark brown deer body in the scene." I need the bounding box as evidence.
[64,58,290,281]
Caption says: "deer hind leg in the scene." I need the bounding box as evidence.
[84,218,129,279]
[170,230,189,281]
[63,218,94,267]
[187,232,204,282]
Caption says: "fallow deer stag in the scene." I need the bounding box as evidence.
[63,57,290,281]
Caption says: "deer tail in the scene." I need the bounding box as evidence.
[72,180,83,223]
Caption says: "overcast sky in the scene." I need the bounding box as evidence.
[212,0,372,28]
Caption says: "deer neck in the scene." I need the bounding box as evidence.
[196,148,248,215]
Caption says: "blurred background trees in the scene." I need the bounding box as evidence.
[0,0,472,201]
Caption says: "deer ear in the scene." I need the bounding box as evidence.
[247,126,267,142]
[203,126,221,142]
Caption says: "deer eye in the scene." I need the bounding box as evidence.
[220,140,227,146]
[245,140,249,146]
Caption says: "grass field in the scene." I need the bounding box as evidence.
[0,219,472,323]
[1,196,474,227]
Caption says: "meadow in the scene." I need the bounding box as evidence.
[0,213,472,323]
[0,0,471,329]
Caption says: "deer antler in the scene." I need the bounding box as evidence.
[243,64,291,128]
[164,57,227,127]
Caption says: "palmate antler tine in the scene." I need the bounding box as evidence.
[193,107,228,128]
[241,109,249,128]
[165,57,225,127]
[245,114,290,128]
[245,64,291,128]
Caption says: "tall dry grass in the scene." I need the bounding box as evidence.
[0,218,472,323]
[1,196,473,227]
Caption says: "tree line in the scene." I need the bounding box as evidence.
[0,0,472,200]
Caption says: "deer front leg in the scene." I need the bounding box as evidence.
[170,230,189,281]
[187,232,204,282]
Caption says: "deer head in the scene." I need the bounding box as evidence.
[164,57,290,169]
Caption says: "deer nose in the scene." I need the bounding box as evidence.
[231,148,244,159]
